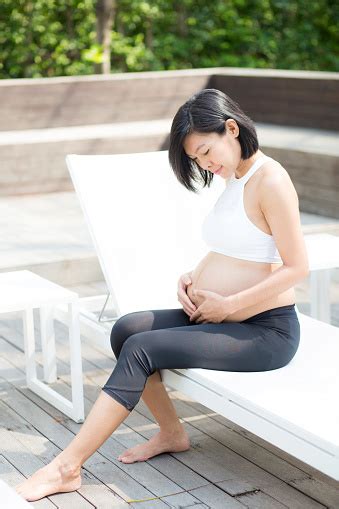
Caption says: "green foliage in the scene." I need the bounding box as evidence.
[0,0,338,78]
[0,0,96,78]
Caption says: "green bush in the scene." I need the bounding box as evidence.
[0,0,96,78]
[0,0,338,79]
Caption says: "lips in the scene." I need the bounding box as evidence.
[214,166,223,175]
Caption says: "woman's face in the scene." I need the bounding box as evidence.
[183,119,241,179]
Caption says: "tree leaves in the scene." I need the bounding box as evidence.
[0,0,337,78]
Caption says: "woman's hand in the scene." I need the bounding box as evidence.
[189,290,238,323]
[177,271,197,317]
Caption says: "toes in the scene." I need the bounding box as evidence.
[120,454,138,463]
[121,456,135,464]
[119,451,147,464]
[118,451,132,460]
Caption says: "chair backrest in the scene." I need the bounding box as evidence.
[67,151,225,316]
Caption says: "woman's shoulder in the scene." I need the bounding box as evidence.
[258,157,298,203]
[260,156,288,178]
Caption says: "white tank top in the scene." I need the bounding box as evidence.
[201,155,282,263]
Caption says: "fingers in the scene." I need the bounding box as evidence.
[177,273,197,316]
[180,300,193,316]
[178,289,196,316]
[177,287,196,312]
[183,307,193,318]
[193,317,208,324]
[189,310,199,322]
[183,274,192,286]
[178,273,192,288]
[183,300,197,315]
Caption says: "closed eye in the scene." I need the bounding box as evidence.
[190,149,209,162]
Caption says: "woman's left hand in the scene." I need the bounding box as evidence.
[189,290,238,323]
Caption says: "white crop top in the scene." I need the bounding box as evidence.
[202,155,282,263]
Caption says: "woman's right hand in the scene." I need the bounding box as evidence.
[177,272,197,317]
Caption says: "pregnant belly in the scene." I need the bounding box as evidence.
[186,251,295,322]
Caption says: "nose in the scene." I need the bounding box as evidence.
[196,153,214,172]
[201,159,213,171]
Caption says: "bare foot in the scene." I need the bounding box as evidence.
[15,458,81,502]
[118,426,190,463]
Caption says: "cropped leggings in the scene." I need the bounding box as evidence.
[102,304,300,412]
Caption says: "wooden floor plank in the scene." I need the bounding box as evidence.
[0,401,94,508]
[0,320,215,493]
[0,397,129,508]
[0,366,171,507]
[184,388,338,488]
[2,316,331,509]
[66,333,335,508]
[47,491,94,509]
[50,366,332,508]
[180,432,328,509]
[289,477,339,508]
[0,342,205,507]
[76,483,129,508]
[0,455,55,508]
[1,314,337,508]
[155,490,210,508]
[236,490,289,508]
[183,484,246,509]
[17,382,197,504]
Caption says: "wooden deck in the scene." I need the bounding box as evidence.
[1,305,339,508]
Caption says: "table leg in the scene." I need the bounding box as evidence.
[40,305,57,383]
[21,299,84,423]
[68,301,84,422]
[22,308,37,386]
[310,269,331,323]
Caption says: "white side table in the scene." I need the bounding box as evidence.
[0,270,84,423]
[305,233,339,324]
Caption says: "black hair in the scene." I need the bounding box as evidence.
[168,88,259,192]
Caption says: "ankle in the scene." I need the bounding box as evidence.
[160,422,185,436]
[53,455,81,478]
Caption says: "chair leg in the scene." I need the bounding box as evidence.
[22,308,37,386]
[40,306,57,383]
[310,269,331,323]
[68,301,84,422]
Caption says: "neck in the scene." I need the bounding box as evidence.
[234,150,264,179]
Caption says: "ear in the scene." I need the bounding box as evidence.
[225,119,239,137]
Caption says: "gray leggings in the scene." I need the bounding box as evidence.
[102,304,300,411]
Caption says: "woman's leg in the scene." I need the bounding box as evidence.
[110,309,193,462]
[117,369,191,464]
[105,306,298,464]
[103,306,300,413]
[16,308,193,501]
[17,306,299,501]
[16,392,130,502]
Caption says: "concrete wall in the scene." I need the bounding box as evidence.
[0,67,338,217]
[0,71,211,130]
[211,70,339,131]
[1,67,338,131]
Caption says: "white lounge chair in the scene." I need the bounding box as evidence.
[66,151,339,481]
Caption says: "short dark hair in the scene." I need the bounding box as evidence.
[168,88,259,192]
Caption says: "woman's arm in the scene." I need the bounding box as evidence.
[229,166,309,313]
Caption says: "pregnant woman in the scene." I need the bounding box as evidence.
[17,89,309,502]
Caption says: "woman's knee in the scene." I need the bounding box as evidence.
[110,314,134,358]
[119,332,157,375]
[110,311,149,358]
